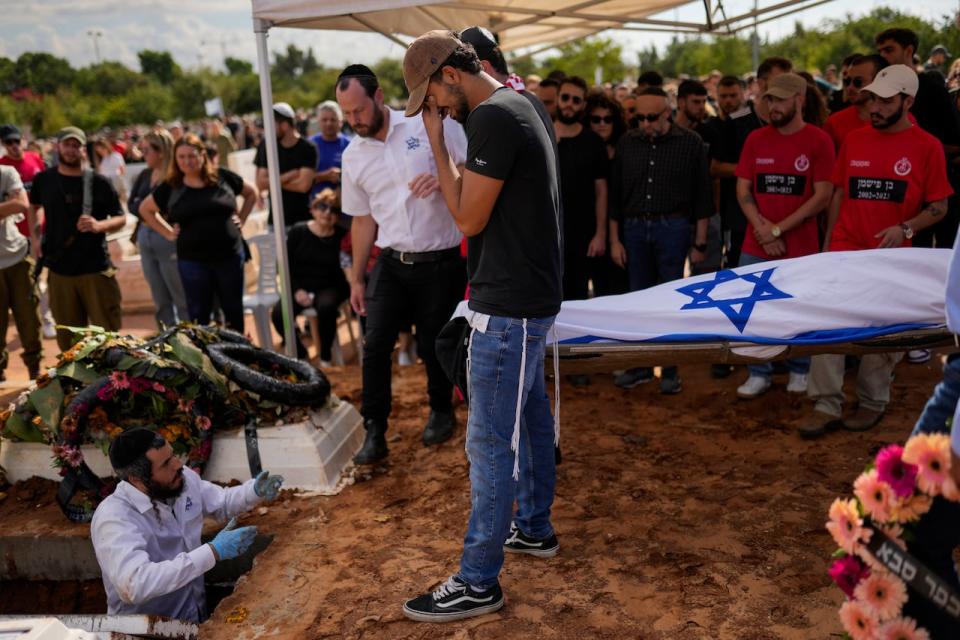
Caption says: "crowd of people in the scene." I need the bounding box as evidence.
[2,22,960,631]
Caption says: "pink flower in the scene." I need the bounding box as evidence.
[109,371,130,390]
[840,599,880,640]
[63,446,84,468]
[877,616,931,640]
[195,415,211,431]
[96,385,115,402]
[876,445,918,499]
[854,469,895,522]
[902,434,951,496]
[891,494,932,523]
[827,498,868,554]
[854,569,907,621]
[152,382,166,393]
[828,555,870,598]
[177,398,195,413]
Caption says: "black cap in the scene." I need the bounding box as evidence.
[459,26,498,55]
[337,64,376,81]
[109,427,163,470]
[0,124,20,142]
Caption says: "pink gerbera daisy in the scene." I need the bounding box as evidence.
[827,498,866,554]
[854,569,907,621]
[903,434,951,496]
[109,370,130,390]
[877,616,931,640]
[840,599,880,640]
[891,493,933,523]
[875,445,919,499]
[854,469,895,522]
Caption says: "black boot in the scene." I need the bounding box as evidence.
[422,410,455,446]
[354,418,388,464]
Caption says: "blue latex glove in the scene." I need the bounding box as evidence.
[209,517,257,561]
[253,470,284,501]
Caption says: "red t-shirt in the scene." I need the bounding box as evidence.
[736,123,835,260]
[830,125,953,251]
[824,106,918,151]
[0,151,45,236]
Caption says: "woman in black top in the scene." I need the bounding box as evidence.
[138,134,256,331]
[127,129,189,329]
[272,188,349,364]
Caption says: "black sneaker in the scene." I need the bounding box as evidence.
[503,522,559,558]
[402,576,504,622]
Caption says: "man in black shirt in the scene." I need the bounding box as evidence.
[29,126,125,350]
[876,28,960,249]
[554,75,608,302]
[399,30,562,623]
[254,102,318,227]
[609,87,711,394]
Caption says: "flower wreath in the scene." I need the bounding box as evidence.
[825,433,960,639]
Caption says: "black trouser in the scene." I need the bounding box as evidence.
[271,282,350,361]
[362,251,467,423]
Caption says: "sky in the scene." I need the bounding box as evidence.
[0,0,957,73]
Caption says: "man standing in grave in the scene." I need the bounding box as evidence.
[799,65,953,439]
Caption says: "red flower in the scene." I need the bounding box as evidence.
[109,371,130,390]
[96,385,115,402]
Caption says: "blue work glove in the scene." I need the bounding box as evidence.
[208,517,257,561]
[253,470,284,501]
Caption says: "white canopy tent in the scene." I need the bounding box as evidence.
[248,0,834,355]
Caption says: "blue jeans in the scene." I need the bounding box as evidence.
[458,315,557,590]
[177,255,245,332]
[739,252,810,379]
[623,216,690,380]
[138,224,188,329]
[913,353,960,435]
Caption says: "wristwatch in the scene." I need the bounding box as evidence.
[694,243,707,252]
[771,225,782,239]
[900,223,914,240]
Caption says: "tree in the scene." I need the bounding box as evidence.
[225,57,254,76]
[138,50,181,85]
[74,62,145,97]
[0,57,15,94]
[373,58,407,102]
[14,52,75,94]
[273,44,321,81]
[540,37,627,84]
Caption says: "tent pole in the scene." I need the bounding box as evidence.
[254,18,297,359]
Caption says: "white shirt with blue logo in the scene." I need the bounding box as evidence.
[90,467,260,622]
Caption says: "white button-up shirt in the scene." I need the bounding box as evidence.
[90,468,260,622]
[341,108,467,252]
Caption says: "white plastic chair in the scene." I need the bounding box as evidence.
[302,301,361,365]
[242,234,280,350]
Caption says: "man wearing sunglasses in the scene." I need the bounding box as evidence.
[824,54,890,151]
[553,76,608,308]
[609,87,712,394]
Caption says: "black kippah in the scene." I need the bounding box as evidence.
[109,428,161,470]
[338,64,376,81]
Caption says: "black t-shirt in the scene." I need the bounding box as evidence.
[152,168,245,262]
[557,126,608,249]
[286,222,347,293]
[254,137,318,227]
[691,117,722,157]
[912,71,960,147]
[464,87,562,319]
[29,168,122,275]
[714,104,764,232]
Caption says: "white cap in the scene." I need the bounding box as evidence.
[273,102,295,120]
[861,64,919,98]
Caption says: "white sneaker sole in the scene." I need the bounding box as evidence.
[402,598,504,622]
[503,544,559,558]
[736,385,770,399]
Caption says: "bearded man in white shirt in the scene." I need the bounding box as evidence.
[91,428,283,622]
[337,64,469,464]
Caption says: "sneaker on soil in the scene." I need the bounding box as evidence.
[402,575,504,622]
[503,521,559,558]
[786,372,808,394]
[737,375,771,399]
[614,368,653,389]
[659,375,682,395]
[42,320,56,340]
[907,349,931,364]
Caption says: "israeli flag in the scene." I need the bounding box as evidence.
[553,248,949,346]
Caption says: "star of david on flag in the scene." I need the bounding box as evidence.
[675,268,793,333]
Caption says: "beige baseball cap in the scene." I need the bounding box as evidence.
[762,73,807,99]
[403,30,461,117]
[861,64,919,98]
